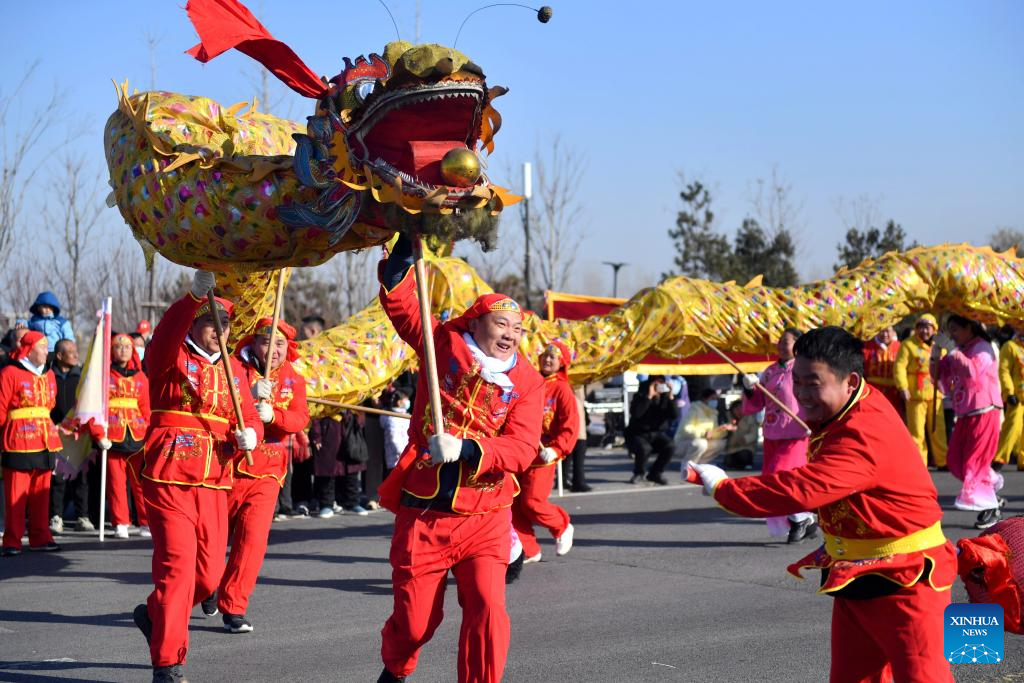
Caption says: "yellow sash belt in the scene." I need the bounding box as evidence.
[824,521,945,560]
[9,406,51,420]
[109,398,139,409]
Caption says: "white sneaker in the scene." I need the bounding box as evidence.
[523,552,542,564]
[77,517,95,531]
[114,525,130,539]
[49,516,63,534]
[139,526,152,539]
[331,502,343,513]
[555,523,574,556]
[318,507,335,519]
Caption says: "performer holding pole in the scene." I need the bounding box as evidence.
[375,234,544,683]
[701,337,811,435]
[687,327,955,682]
[737,328,817,543]
[893,314,948,469]
[132,270,262,683]
[204,316,309,633]
[512,340,577,564]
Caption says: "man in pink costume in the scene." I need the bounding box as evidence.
[932,314,1004,529]
[741,328,817,543]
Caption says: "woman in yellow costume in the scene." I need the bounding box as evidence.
[894,314,948,469]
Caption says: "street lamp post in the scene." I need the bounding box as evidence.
[602,261,628,298]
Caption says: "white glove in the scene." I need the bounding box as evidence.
[685,463,728,496]
[741,373,760,390]
[234,427,257,451]
[539,446,558,464]
[429,433,462,465]
[191,270,217,298]
[257,402,275,423]
[253,379,273,400]
[97,437,113,451]
[655,382,671,394]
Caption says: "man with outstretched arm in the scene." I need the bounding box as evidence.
[375,235,544,683]
[131,270,263,683]
[686,326,955,683]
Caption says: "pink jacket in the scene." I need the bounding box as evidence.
[742,360,807,441]
[935,337,1002,416]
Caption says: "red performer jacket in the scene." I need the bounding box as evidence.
[535,355,579,468]
[105,366,151,445]
[140,292,263,489]
[377,269,544,515]
[712,382,956,595]
[863,339,902,408]
[234,349,309,484]
[0,363,62,454]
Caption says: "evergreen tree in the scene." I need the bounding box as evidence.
[834,220,914,271]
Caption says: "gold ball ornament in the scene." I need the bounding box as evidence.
[439,148,482,186]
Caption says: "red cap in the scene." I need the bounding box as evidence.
[11,331,46,361]
[136,319,152,335]
[540,339,572,380]
[235,317,299,363]
[194,296,234,319]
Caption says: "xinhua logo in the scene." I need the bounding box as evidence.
[944,603,1004,663]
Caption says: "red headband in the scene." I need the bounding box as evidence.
[541,339,572,380]
[234,317,300,363]
[112,333,143,371]
[194,295,234,319]
[11,331,46,361]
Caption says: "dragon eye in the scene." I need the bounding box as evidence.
[353,81,376,103]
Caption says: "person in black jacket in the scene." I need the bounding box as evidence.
[626,375,679,485]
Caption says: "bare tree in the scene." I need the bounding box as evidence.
[44,156,107,329]
[0,65,59,269]
[749,165,804,241]
[833,193,884,235]
[335,249,377,319]
[989,227,1024,256]
[527,136,587,293]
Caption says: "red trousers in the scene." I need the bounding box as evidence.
[2,467,54,550]
[106,451,148,527]
[511,464,570,558]
[217,475,279,615]
[382,506,511,683]
[142,479,227,667]
[829,581,953,682]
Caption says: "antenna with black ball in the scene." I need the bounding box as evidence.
[454,4,553,48]
[376,0,402,41]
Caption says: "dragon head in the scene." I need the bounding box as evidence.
[279,41,517,249]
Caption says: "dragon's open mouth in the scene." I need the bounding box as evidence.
[350,79,488,201]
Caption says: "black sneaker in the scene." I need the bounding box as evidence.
[152,664,187,682]
[998,496,1008,510]
[222,613,253,633]
[1,547,21,557]
[570,484,593,493]
[975,508,1000,530]
[993,462,1005,472]
[200,593,218,617]
[936,465,949,472]
[628,474,646,485]
[133,603,153,645]
[645,472,669,486]
[787,518,820,544]
[377,668,406,683]
[505,551,525,585]
[27,542,61,552]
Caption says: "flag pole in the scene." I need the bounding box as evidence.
[99,297,112,542]
[413,236,445,437]
[263,272,287,377]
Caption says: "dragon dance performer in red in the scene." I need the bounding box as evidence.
[687,327,955,683]
[511,340,578,564]
[206,317,308,633]
[91,333,151,539]
[0,331,62,555]
[132,270,263,683]
[375,235,544,683]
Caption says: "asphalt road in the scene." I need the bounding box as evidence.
[1,450,1022,683]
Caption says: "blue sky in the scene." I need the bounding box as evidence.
[2,1,1021,296]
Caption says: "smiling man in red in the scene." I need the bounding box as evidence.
[687,326,955,683]
[375,235,544,683]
